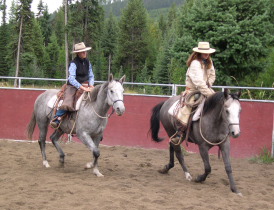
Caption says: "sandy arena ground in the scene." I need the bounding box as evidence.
[0,140,273,210]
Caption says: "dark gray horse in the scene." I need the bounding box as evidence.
[27,74,125,177]
[150,89,242,195]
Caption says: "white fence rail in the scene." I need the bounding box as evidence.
[0,76,273,103]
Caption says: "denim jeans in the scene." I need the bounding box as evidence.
[55,109,67,117]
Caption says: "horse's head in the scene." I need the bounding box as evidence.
[107,74,126,116]
[224,89,242,138]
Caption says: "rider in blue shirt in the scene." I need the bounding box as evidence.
[50,42,94,129]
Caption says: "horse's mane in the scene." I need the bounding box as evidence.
[203,91,225,115]
[89,82,109,103]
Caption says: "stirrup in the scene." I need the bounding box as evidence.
[170,131,183,145]
[50,120,60,129]
[50,116,62,129]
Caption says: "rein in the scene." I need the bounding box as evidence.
[199,107,238,146]
[87,92,124,119]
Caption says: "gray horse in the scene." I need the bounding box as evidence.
[149,89,242,195]
[27,74,125,177]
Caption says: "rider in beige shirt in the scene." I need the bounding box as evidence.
[185,42,216,97]
[171,42,216,144]
[186,60,215,97]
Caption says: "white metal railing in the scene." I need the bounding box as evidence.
[0,76,273,102]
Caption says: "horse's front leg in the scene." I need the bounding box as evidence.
[220,140,242,196]
[195,144,211,182]
[173,143,192,181]
[78,132,103,177]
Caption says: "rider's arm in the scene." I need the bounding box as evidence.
[207,64,216,87]
[68,63,82,89]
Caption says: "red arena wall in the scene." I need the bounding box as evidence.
[0,89,273,158]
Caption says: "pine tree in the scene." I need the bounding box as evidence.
[32,18,45,68]
[158,14,167,37]
[102,12,118,76]
[145,18,161,75]
[52,8,65,47]
[45,33,60,78]
[5,0,19,76]
[0,0,9,76]
[37,2,51,46]
[116,0,149,82]
[177,0,274,85]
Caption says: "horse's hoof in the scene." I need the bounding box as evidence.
[185,172,192,181]
[93,168,104,177]
[85,162,93,169]
[43,160,50,168]
[195,175,205,183]
[58,162,65,168]
[96,173,104,177]
[158,168,168,174]
[236,192,243,197]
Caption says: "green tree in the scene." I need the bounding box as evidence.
[0,0,8,76]
[116,0,149,82]
[37,2,51,46]
[52,8,65,47]
[145,18,161,75]
[158,14,167,37]
[32,18,45,68]
[5,0,19,76]
[178,0,274,85]
[101,12,118,76]
[45,33,60,78]
[92,43,108,81]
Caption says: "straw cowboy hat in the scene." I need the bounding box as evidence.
[193,42,216,54]
[72,42,92,53]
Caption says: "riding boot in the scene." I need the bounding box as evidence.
[170,122,187,145]
[50,109,67,129]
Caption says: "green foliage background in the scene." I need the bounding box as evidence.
[0,0,273,97]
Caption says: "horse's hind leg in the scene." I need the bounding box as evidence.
[50,130,65,166]
[158,142,175,174]
[173,143,192,181]
[38,125,50,168]
[195,144,211,182]
[220,141,242,196]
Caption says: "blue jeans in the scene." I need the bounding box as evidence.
[55,109,67,119]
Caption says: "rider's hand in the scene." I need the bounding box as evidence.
[80,86,92,92]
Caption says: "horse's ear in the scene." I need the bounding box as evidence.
[108,73,114,82]
[224,88,230,99]
[237,90,242,98]
[119,75,126,84]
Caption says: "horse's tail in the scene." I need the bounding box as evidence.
[149,101,165,142]
[27,112,36,140]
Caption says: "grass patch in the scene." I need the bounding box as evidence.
[249,147,274,164]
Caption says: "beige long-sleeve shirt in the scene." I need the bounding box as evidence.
[185,60,216,97]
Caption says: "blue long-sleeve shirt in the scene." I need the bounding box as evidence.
[68,62,94,89]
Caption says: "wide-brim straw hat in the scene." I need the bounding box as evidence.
[193,42,216,54]
[72,42,92,53]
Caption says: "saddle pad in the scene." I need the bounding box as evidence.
[47,93,85,111]
[168,99,203,121]
[192,98,205,121]
[168,100,179,116]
